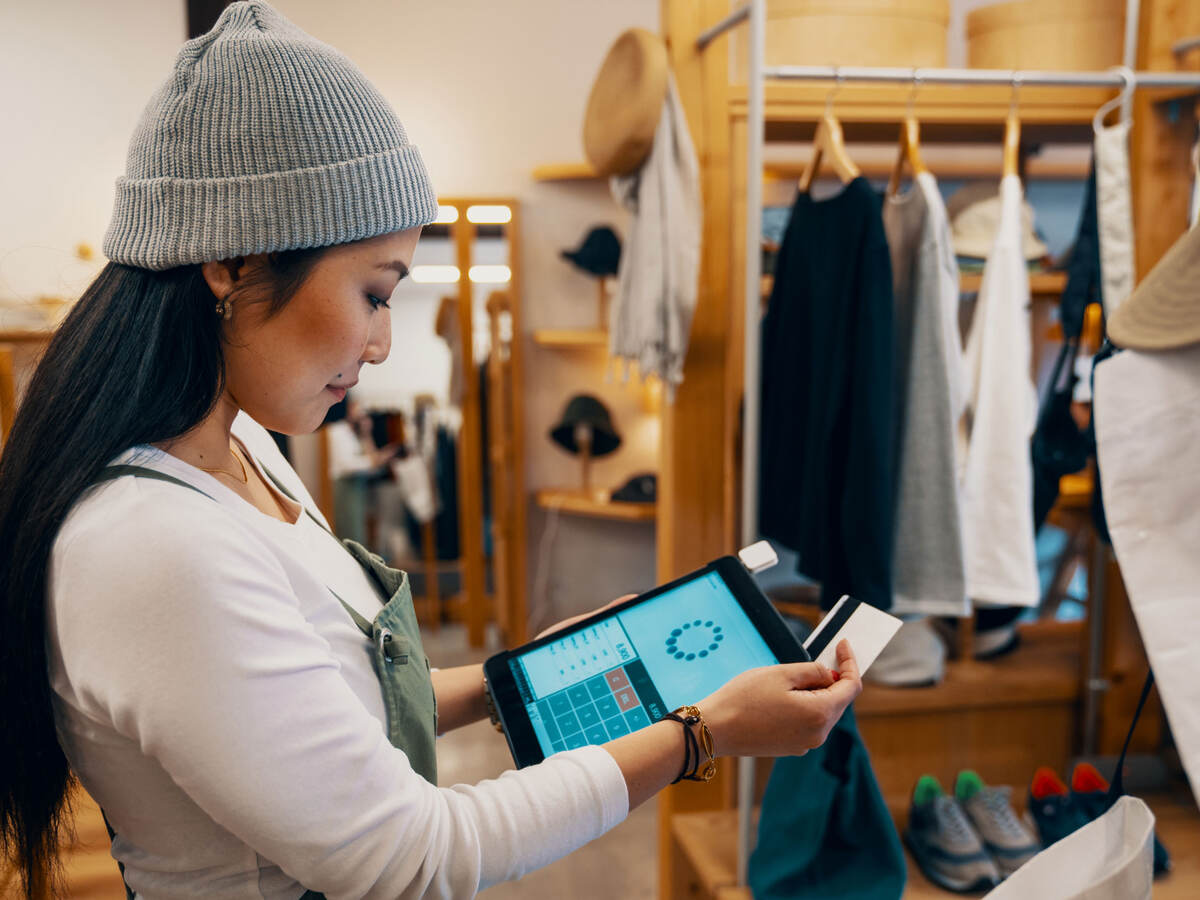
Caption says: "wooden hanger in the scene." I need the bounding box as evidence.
[887,115,928,196]
[799,74,860,192]
[888,76,928,197]
[1002,78,1021,178]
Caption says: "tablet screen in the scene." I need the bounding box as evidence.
[507,570,779,756]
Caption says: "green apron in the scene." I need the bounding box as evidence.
[91,462,438,899]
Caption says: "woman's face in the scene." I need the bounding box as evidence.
[222,227,421,435]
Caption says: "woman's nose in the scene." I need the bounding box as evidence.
[362,308,392,365]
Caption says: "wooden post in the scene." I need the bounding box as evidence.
[486,290,517,642]
[422,519,440,632]
[597,276,609,330]
[578,429,593,495]
[451,203,489,648]
[658,3,739,898]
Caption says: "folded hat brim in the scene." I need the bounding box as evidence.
[1108,224,1200,351]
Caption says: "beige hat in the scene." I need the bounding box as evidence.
[582,29,668,178]
[946,183,1049,261]
[1108,224,1200,351]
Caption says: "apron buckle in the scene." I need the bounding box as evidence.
[378,629,408,664]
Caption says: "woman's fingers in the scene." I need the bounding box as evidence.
[780,661,836,691]
[834,639,861,685]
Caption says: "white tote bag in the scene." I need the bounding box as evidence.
[981,795,1154,900]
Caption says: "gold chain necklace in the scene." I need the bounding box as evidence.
[197,446,249,484]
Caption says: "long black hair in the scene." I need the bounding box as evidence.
[0,249,323,897]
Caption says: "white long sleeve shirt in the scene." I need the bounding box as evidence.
[47,412,628,899]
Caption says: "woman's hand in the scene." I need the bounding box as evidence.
[535,594,637,641]
[698,639,862,758]
[605,639,863,809]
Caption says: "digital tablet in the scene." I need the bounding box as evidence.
[483,555,809,768]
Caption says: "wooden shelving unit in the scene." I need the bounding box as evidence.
[960,270,1067,295]
[531,162,601,182]
[535,488,656,522]
[731,82,1112,144]
[761,270,1067,299]
[532,328,609,349]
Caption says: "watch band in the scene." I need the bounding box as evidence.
[483,678,505,733]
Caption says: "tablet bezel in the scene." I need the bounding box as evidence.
[483,554,808,768]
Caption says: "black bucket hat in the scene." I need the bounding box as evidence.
[561,225,621,277]
[549,394,621,457]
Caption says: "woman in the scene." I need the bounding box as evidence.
[0,4,861,898]
[325,397,398,547]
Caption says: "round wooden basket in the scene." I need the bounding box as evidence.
[737,0,949,69]
[967,0,1125,71]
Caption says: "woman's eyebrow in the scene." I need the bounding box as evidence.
[378,261,410,278]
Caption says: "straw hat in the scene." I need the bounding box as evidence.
[1108,225,1200,351]
[582,28,668,177]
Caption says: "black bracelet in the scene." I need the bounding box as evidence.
[661,712,701,783]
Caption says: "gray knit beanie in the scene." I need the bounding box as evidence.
[103,1,438,270]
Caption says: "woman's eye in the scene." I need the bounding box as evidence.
[367,293,391,310]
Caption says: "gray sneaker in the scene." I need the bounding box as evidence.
[905,775,1001,893]
[956,770,1041,878]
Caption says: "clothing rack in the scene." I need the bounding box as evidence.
[695,0,1200,887]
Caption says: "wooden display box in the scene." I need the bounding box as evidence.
[967,0,1125,72]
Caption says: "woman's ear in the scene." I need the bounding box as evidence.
[200,257,246,300]
[200,255,270,298]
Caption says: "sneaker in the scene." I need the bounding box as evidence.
[955,770,1040,878]
[1070,763,1171,876]
[1027,766,1089,848]
[904,775,1001,893]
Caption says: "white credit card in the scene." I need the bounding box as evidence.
[803,595,902,675]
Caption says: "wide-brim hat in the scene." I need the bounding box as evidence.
[549,394,621,457]
[947,183,1049,261]
[562,225,621,277]
[1108,224,1200,351]
[582,28,668,178]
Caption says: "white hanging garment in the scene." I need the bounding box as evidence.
[960,175,1039,607]
[1093,345,1200,807]
[609,73,701,399]
[1095,122,1137,315]
[883,172,968,617]
[1190,136,1200,229]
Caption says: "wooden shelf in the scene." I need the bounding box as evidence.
[0,329,54,344]
[761,270,1067,299]
[959,270,1067,295]
[671,791,1200,900]
[531,162,601,182]
[532,328,608,349]
[730,83,1112,144]
[535,488,656,522]
[763,155,1090,182]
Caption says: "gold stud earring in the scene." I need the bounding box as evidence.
[215,296,233,320]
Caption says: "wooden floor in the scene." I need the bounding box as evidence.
[3,782,1196,898]
[673,790,1200,899]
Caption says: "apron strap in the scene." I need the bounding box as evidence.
[95,464,216,500]
[97,462,374,638]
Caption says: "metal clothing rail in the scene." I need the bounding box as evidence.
[762,64,1200,90]
[693,0,1200,889]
